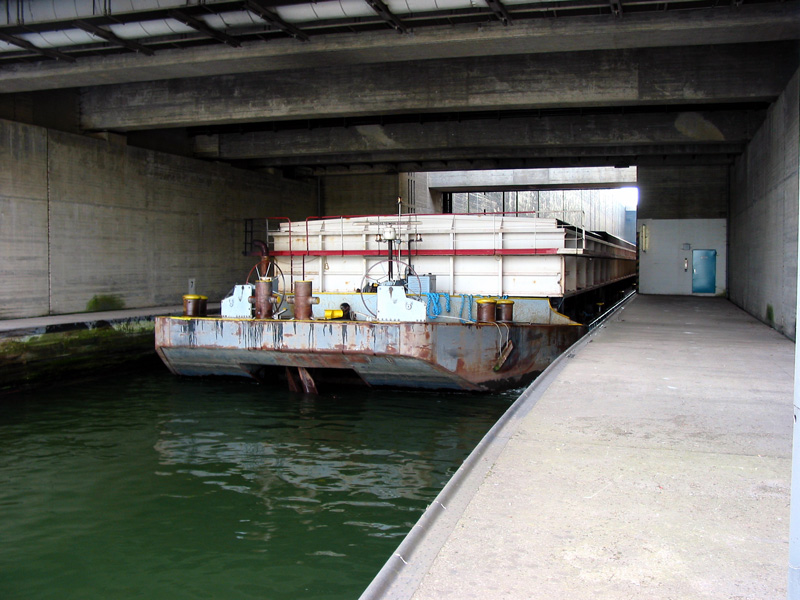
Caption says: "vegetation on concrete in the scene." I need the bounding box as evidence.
[86,294,125,312]
[0,321,157,394]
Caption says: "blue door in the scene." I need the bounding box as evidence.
[692,249,717,294]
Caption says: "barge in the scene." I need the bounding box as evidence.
[155,213,636,392]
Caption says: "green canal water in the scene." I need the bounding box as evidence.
[0,363,515,600]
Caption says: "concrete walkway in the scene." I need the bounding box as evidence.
[0,304,219,336]
[365,295,794,599]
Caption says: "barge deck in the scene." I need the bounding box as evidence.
[155,213,636,392]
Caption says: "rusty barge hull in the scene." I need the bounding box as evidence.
[155,316,584,391]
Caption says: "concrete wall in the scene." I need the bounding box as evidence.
[450,189,630,239]
[321,174,400,216]
[635,165,729,297]
[428,167,637,191]
[624,209,637,245]
[400,172,439,214]
[319,172,633,234]
[638,219,727,296]
[729,70,799,339]
[0,89,82,134]
[0,119,316,318]
[637,165,728,220]
[0,120,50,317]
[429,167,636,192]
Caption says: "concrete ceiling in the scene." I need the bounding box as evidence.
[0,0,798,176]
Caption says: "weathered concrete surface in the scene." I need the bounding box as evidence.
[638,219,727,296]
[0,304,226,394]
[0,307,167,394]
[637,165,729,221]
[447,188,632,240]
[321,173,400,216]
[208,111,759,162]
[78,43,797,131]
[388,295,792,599]
[0,120,49,319]
[401,173,439,215]
[0,304,193,335]
[2,4,797,94]
[0,118,317,319]
[278,149,740,177]
[730,69,800,340]
[427,167,636,192]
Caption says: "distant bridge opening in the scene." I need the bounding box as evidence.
[403,168,638,244]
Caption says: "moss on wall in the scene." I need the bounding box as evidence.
[0,320,156,394]
[86,295,125,312]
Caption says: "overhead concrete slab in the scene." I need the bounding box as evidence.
[2,4,798,94]
[77,43,797,131]
[207,110,760,163]
[427,167,637,192]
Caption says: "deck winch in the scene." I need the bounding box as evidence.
[221,284,254,318]
[375,285,427,322]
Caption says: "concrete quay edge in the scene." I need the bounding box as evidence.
[0,304,220,337]
[362,294,793,599]
[359,291,627,600]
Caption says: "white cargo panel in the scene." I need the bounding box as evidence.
[269,214,634,298]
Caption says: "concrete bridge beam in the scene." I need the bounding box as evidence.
[78,42,797,131]
[241,143,743,173]
[201,110,764,161]
[2,4,797,94]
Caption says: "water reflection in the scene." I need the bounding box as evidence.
[0,368,514,600]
